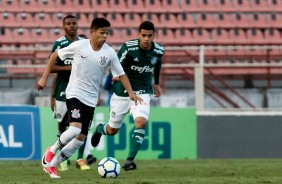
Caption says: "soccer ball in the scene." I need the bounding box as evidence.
[97,157,120,178]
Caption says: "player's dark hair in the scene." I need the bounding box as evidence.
[63,15,77,24]
[90,17,111,30]
[139,21,155,32]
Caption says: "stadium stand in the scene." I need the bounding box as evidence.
[1,0,282,108]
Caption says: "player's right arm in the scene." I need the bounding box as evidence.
[49,41,71,73]
[37,51,59,90]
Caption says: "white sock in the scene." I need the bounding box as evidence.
[50,126,81,153]
[49,138,84,167]
[84,132,93,157]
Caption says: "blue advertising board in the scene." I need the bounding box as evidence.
[0,106,41,160]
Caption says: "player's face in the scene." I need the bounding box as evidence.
[63,18,78,37]
[139,29,155,50]
[91,27,110,45]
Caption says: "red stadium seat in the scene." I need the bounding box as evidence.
[127,0,147,13]
[162,0,181,13]
[248,13,268,28]
[106,12,126,28]
[124,13,143,28]
[267,13,282,29]
[192,28,213,45]
[73,0,93,13]
[120,28,138,41]
[211,28,232,45]
[177,12,197,29]
[198,0,217,12]
[229,28,249,45]
[92,0,111,13]
[15,13,35,28]
[175,28,193,45]
[269,0,282,11]
[49,28,63,41]
[77,13,89,28]
[233,0,252,12]
[0,28,14,44]
[264,28,281,45]
[159,13,179,28]
[141,13,162,28]
[37,0,57,12]
[19,0,38,13]
[249,0,271,12]
[0,12,17,28]
[214,0,235,12]
[181,0,199,12]
[214,13,234,28]
[55,0,74,12]
[195,13,215,28]
[231,13,250,28]
[52,13,66,27]
[34,13,53,28]
[31,28,50,44]
[143,0,166,13]
[2,0,21,12]
[108,29,123,45]
[246,28,265,45]
[108,0,129,13]
[155,28,176,45]
[13,28,33,45]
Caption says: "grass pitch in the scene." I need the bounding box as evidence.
[1,159,282,184]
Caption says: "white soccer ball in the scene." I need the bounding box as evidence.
[97,157,120,178]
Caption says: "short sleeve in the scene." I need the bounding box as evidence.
[57,41,77,61]
[110,50,125,78]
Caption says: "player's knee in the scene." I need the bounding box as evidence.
[134,117,147,128]
[107,127,119,135]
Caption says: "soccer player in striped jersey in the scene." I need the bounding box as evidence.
[91,21,164,170]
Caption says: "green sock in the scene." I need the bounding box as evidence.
[128,128,145,160]
[77,141,86,160]
[97,124,108,135]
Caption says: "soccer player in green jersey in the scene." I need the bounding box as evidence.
[91,20,164,170]
[49,15,96,171]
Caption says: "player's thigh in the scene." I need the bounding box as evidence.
[109,93,130,128]
[130,94,151,121]
[54,100,68,123]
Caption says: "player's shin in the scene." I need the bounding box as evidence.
[127,128,145,160]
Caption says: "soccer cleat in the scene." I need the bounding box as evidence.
[41,146,55,168]
[44,167,61,179]
[122,160,137,171]
[58,160,69,171]
[91,124,103,147]
[76,159,90,170]
[86,154,97,165]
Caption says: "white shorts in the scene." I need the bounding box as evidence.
[109,93,150,129]
[54,100,68,122]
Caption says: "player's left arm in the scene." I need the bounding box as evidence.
[153,57,163,97]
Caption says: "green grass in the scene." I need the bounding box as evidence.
[1,159,282,184]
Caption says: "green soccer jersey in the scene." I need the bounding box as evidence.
[52,35,81,101]
[114,39,164,97]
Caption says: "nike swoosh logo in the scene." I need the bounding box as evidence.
[81,55,87,58]
[42,155,47,165]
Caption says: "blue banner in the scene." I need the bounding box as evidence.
[0,106,41,160]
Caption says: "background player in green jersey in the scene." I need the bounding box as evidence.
[91,21,164,170]
[49,15,96,171]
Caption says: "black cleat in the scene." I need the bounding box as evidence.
[91,124,103,147]
[86,154,97,165]
[122,160,137,171]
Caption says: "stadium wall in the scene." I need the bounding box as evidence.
[197,112,282,158]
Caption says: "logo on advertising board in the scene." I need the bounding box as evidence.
[0,106,41,160]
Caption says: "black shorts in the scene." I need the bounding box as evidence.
[66,98,95,136]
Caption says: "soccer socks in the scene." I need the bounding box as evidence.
[50,138,84,167]
[96,123,108,135]
[50,126,81,153]
[77,141,86,160]
[127,128,145,160]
